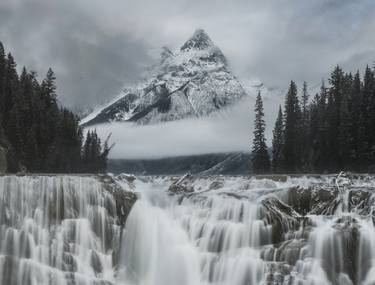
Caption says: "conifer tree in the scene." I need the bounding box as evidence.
[0,42,112,173]
[0,42,5,119]
[282,81,301,172]
[251,92,270,173]
[3,53,18,126]
[300,81,310,170]
[6,104,23,160]
[349,71,362,168]
[312,82,329,172]
[366,66,375,166]
[339,90,352,169]
[302,81,309,115]
[272,106,284,172]
[269,64,375,173]
[327,66,345,170]
[41,68,57,105]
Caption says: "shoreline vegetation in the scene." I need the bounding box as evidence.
[0,41,112,173]
[252,65,375,174]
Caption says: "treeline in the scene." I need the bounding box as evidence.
[0,41,112,173]
[252,64,375,174]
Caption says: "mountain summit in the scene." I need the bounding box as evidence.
[180,29,214,51]
[81,29,248,126]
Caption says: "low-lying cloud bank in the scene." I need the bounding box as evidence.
[87,97,279,159]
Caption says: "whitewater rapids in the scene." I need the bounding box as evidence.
[1,174,375,285]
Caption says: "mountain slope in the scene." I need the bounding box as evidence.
[82,29,248,126]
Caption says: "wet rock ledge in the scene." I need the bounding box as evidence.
[98,174,137,227]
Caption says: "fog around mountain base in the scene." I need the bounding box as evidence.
[87,96,280,159]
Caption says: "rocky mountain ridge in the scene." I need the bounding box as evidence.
[81,29,248,126]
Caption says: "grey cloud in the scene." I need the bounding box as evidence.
[1,0,375,108]
[0,0,152,108]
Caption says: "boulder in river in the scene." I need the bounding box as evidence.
[287,186,339,215]
[99,174,138,227]
[168,173,195,193]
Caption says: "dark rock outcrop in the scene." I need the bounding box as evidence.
[348,188,372,214]
[98,174,137,227]
[168,173,195,194]
[287,186,339,215]
[261,197,303,244]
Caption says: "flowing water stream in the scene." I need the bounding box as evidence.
[1,174,375,285]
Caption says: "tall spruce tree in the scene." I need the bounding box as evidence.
[300,81,310,170]
[312,82,329,172]
[41,68,57,105]
[4,53,18,127]
[251,92,270,174]
[338,85,352,169]
[327,66,345,170]
[302,81,309,114]
[365,65,375,168]
[282,81,301,173]
[272,106,284,172]
[0,42,5,120]
[348,71,362,169]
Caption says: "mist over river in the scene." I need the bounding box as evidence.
[1,173,375,285]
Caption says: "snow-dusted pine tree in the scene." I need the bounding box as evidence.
[251,92,270,173]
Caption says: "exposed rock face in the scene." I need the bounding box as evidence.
[287,186,339,215]
[168,173,195,193]
[82,29,248,126]
[99,174,138,227]
[348,188,372,214]
[261,197,303,244]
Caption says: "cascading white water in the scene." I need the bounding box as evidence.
[2,174,375,285]
[117,175,375,285]
[281,175,375,285]
[118,177,289,285]
[0,175,120,285]
[120,194,270,285]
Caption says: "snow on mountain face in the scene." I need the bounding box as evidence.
[81,29,247,126]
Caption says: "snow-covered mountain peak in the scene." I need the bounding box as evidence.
[161,29,227,71]
[180,29,214,51]
[81,29,248,126]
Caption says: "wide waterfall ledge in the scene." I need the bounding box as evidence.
[0,174,137,285]
[1,173,375,285]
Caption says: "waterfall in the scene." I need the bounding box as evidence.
[0,175,122,285]
[2,174,375,285]
[118,174,375,285]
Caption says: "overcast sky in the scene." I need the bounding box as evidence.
[1,0,375,110]
[1,0,375,159]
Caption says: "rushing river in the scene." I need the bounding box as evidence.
[1,174,375,285]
